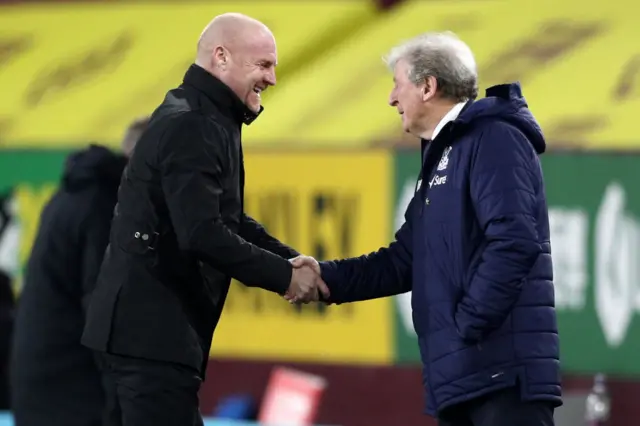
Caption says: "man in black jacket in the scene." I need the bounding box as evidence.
[10,117,148,426]
[0,191,16,411]
[0,269,13,410]
[81,13,328,426]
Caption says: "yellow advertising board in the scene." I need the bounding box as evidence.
[0,1,375,148]
[4,0,635,149]
[210,151,394,364]
[245,0,640,149]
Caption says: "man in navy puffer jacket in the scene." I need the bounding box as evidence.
[289,32,561,426]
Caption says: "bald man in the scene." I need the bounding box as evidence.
[81,13,328,426]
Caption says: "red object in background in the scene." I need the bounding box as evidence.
[202,358,430,426]
[201,359,640,426]
[258,367,327,426]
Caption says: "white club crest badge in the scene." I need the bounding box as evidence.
[437,146,452,171]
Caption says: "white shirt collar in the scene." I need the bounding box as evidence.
[431,101,467,140]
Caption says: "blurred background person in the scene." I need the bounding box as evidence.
[0,191,16,411]
[0,270,13,411]
[9,117,148,426]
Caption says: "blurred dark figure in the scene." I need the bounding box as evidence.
[0,190,17,410]
[0,269,14,410]
[9,117,149,426]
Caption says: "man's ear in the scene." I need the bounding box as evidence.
[422,75,438,102]
[214,46,227,68]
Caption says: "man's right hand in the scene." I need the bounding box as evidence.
[290,255,320,274]
[286,265,330,304]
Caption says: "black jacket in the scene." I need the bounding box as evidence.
[0,270,14,410]
[10,145,127,426]
[0,191,16,411]
[81,64,298,375]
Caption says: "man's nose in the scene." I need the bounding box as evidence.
[266,69,276,86]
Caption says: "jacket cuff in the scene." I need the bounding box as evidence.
[319,261,343,304]
[262,255,292,295]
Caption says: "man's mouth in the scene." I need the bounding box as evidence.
[253,87,263,96]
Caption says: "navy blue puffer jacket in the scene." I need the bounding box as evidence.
[321,83,561,415]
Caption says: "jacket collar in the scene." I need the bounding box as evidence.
[431,101,467,140]
[420,138,430,159]
[182,64,263,126]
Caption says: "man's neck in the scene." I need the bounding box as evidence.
[419,101,466,140]
[194,60,216,77]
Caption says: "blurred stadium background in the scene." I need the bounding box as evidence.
[0,0,639,425]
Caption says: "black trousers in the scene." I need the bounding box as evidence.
[97,352,204,426]
[438,386,555,426]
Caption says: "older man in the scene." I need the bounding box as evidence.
[82,13,328,426]
[291,32,560,426]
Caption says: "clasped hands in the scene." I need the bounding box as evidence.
[284,255,330,304]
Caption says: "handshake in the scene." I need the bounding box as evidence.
[284,255,330,304]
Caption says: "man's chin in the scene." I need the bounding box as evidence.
[401,117,411,133]
[247,101,262,114]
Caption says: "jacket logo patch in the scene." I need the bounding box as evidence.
[429,175,447,188]
[437,146,452,171]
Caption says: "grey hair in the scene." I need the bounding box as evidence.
[384,31,478,102]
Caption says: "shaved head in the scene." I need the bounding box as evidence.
[195,13,277,113]
[196,13,270,62]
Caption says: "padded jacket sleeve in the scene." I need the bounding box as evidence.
[318,196,416,303]
[455,121,542,341]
